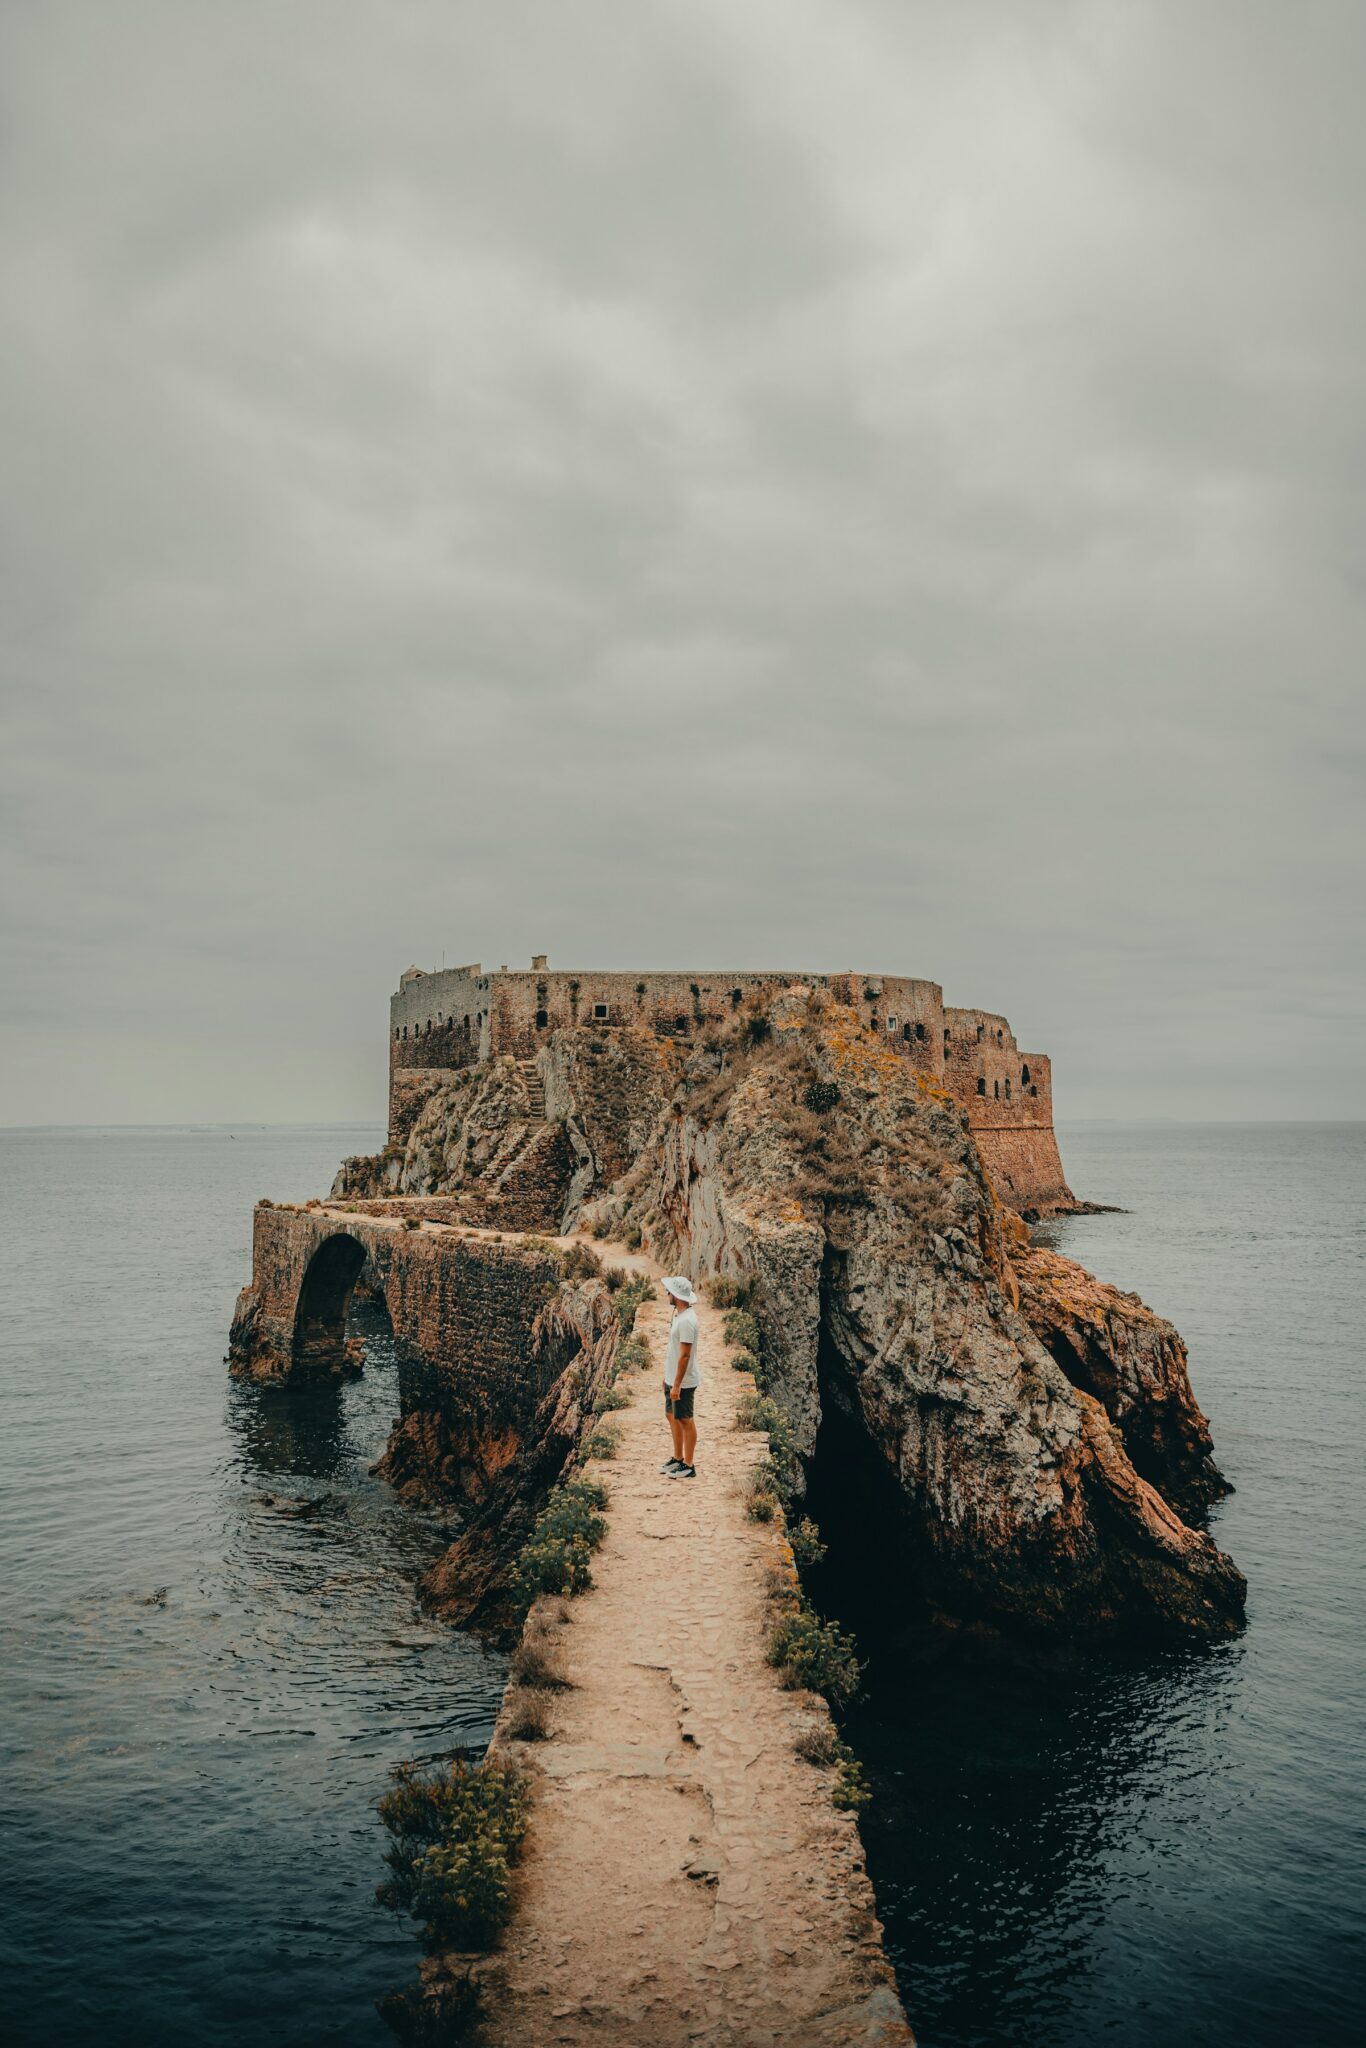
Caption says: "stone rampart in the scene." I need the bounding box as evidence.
[382,958,1078,1214]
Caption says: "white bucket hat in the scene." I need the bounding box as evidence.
[662,1275,697,1303]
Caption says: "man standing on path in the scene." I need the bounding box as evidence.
[660,1276,700,1481]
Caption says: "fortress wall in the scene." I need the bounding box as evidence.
[971,1123,1074,1217]
[942,1012,1072,1213]
[829,972,944,1076]
[381,962,1072,1213]
[485,969,820,1060]
[393,963,943,1071]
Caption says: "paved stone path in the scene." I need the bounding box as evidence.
[482,1241,911,2047]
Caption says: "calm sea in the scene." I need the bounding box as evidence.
[842,1121,1366,2047]
[0,1126,505,2048]
[1,1123,1362,2046]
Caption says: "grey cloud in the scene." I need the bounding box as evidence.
[1,0,1362,1125]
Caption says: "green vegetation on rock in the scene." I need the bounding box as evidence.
[376,1757,528,1952]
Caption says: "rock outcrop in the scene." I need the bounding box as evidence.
[333,1031,677,1234]
[1014,1243,1229,1521]
[395,1272,624,1627]
[589,987,1244,1644]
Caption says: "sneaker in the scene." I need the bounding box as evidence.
[668,1464,697,1480]
[659,1458,684,1473]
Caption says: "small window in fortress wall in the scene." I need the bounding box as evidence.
[1021,1064,1030,1085]
[536,1009,548,1029]
[976,1025,984,1042]
[403,1025,408,1039]
[463,1015,470,1031]
[976,1077,986,1096]
[1030,1084,1038,1097]
[994,1079,1000,1098]
[1005,1079,1011,1099]
[916,1021,927,1041]
[593,1003,609,1020]
[902,1022,913,1040]
[997,1029,1003,1045]
[886,1016,897,1032]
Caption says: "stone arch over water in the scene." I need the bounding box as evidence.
[292,1233,368,1379]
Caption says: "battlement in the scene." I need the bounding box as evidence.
[386,955,1077,1215]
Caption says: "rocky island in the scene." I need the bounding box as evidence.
[228,958,1245,2042]
[232,958,1243,1648]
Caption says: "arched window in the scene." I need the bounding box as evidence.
[463,1015,470,1031]
[902,1022,914,1040]
[976,1024,984,1042]
[1021,1064,1030,1086]
[916,1021,926,1041]
[997,1029,1004,1045]
[976,1077,986,1096]
[994,1079,1000,1098]
[394,1028,400,1042]
[536,1009,548,1029]
[403,1025,408,1039]
[1004,1079,1011,1100]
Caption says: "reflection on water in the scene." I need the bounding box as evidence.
[842,1122,1365,2048]
[0,1127,505,2048]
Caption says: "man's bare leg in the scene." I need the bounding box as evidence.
[669,1412,685,1462]
[679,1417,696,1468]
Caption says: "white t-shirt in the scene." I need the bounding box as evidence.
[665,1305,701,1390]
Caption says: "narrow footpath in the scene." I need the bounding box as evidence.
[482,1241,911,2048]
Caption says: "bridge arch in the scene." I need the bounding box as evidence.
[292,1232,368,1380]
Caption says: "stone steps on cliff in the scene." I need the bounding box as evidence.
[517,1057,547,1119]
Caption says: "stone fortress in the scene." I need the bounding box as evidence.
[388,955,1077,1218]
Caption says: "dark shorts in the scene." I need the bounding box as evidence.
[664,1381,696,1421]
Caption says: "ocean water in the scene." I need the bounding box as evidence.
[840,1121,1366,2048]
[2,1124,1362,2046]
[0,1127,506,2048]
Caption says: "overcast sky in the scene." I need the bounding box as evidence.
[2,1,1362,1127]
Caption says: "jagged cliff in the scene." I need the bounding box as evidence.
[573,987,1245,1644]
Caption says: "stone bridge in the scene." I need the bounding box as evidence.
[228,1202,590,1506]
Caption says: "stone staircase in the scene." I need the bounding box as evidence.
[519,1059,546,1120]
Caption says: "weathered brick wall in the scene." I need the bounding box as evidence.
[970,1124,1074,1218]
[942,1009,1070,1212]
[391,962,944,1071]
